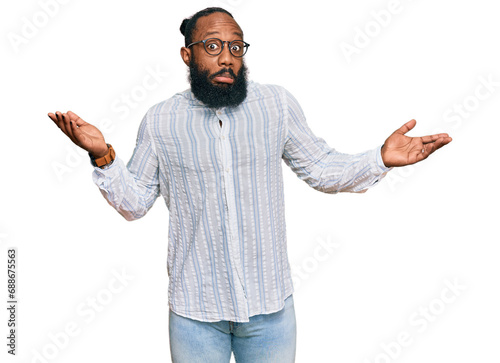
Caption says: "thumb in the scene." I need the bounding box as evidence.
[395,119,417,135]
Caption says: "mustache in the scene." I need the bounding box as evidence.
[209,68,237,80]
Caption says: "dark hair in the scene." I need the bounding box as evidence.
[180,7,234,47]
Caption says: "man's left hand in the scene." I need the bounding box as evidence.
[381,119,452,168]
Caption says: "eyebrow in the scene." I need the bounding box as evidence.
[203,31,244,39]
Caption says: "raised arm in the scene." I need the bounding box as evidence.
[47,110,161,220]
[281,90,391,194]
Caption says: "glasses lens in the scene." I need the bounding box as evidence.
[229,40,246,57]
[204,39,223,55]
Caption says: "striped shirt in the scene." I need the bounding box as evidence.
[91,81,391,322]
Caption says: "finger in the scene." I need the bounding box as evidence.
[50,111,61,125]
[422,136,452,158]
[62,113,78,144]
[394,119,417,135]
[48,112,63,130]
[425,136,452,151]
[55,111,69,135]
[432,136,453,151]
[47,112,58,123]
[67,111,88,127]
[68,116,89,146]
[420,133,451,144]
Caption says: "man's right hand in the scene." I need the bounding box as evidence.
[48,111,109,158]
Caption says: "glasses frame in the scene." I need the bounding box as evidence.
[187,38,250,57]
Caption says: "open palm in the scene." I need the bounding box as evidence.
[381,119,452,167]
[48,111,109,158]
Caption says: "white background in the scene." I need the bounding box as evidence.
[1,0,499,362]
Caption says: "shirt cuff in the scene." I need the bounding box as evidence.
[375,145,393,173]
[91,156,123,190]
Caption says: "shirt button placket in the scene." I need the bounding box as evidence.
[217,111,249,318]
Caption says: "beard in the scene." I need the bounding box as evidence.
[188,56,248,109]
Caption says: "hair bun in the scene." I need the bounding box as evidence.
[180,18,190,36]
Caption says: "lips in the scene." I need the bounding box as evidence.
[213,73,234,84]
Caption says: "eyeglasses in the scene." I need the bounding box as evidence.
[187,38,250,57]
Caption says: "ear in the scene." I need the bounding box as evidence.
[180,47,191,67]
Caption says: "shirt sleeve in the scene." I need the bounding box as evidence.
[282,88,392,194]
[91,111,161,220]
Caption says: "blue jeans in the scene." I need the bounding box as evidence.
[169,294,296,362]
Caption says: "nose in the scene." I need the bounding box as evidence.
[217,41,234,67]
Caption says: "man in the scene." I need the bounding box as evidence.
[48,7,452,363]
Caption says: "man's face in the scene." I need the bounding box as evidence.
[181,12,248,108]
